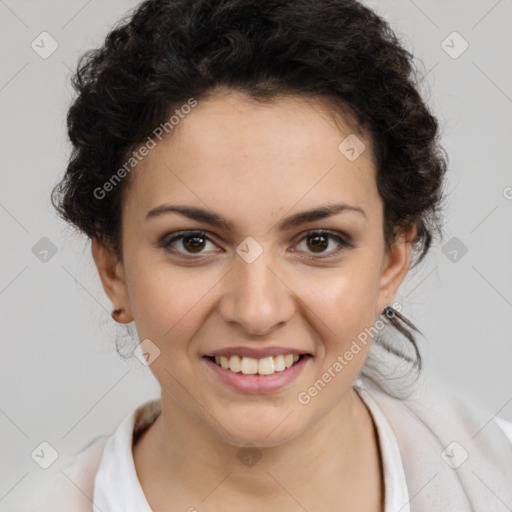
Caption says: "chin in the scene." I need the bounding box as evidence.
[210,407,304,449]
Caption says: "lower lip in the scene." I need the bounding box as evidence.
[203,356,311,393]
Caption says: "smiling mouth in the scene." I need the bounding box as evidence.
[204,354,310,376]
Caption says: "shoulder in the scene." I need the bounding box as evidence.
[1,398,161,512]
[0,436,108,512]
[1,399,161,512]
[359,374,512,450]
[356,374,512,498]
[356,374,512,509]
[357,374,511,440]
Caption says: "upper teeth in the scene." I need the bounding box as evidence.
[214,354,300,375]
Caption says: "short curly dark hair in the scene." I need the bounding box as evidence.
[51,0,448,375]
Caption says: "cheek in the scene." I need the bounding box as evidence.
[301,260,381,330]
[297,264,382,388]
[125,254,221,347]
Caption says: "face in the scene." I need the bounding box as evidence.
[93,88,413,447]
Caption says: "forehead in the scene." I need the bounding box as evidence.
[123,90,379,224]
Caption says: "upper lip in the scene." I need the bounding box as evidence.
[204,346,312,359]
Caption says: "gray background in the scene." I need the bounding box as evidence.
[1,0,511,505]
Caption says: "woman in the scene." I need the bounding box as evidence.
[15,0,512,510]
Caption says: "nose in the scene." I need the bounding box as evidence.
[219,246,295,336]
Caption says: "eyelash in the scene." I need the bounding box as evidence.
[159,229,353,260]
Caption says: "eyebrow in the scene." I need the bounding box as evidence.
[145,202,366,231]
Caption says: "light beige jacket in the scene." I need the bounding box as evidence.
[4,375,512,511]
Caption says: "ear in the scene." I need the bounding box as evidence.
[375,225,416,317]
[91,237,133,323]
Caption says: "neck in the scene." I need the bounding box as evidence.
[134,387,383,511]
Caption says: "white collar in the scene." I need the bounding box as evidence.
[353,381,410,511]
[93,399,159,512]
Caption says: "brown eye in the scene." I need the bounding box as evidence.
[294,230,352,259]
[181,235,207,253]
[161,230,216,255]
[306,233,329,253]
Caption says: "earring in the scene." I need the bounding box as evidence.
[111,307,126,321]
[383,305,396,319]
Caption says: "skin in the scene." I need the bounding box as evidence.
[92,87,415,511]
